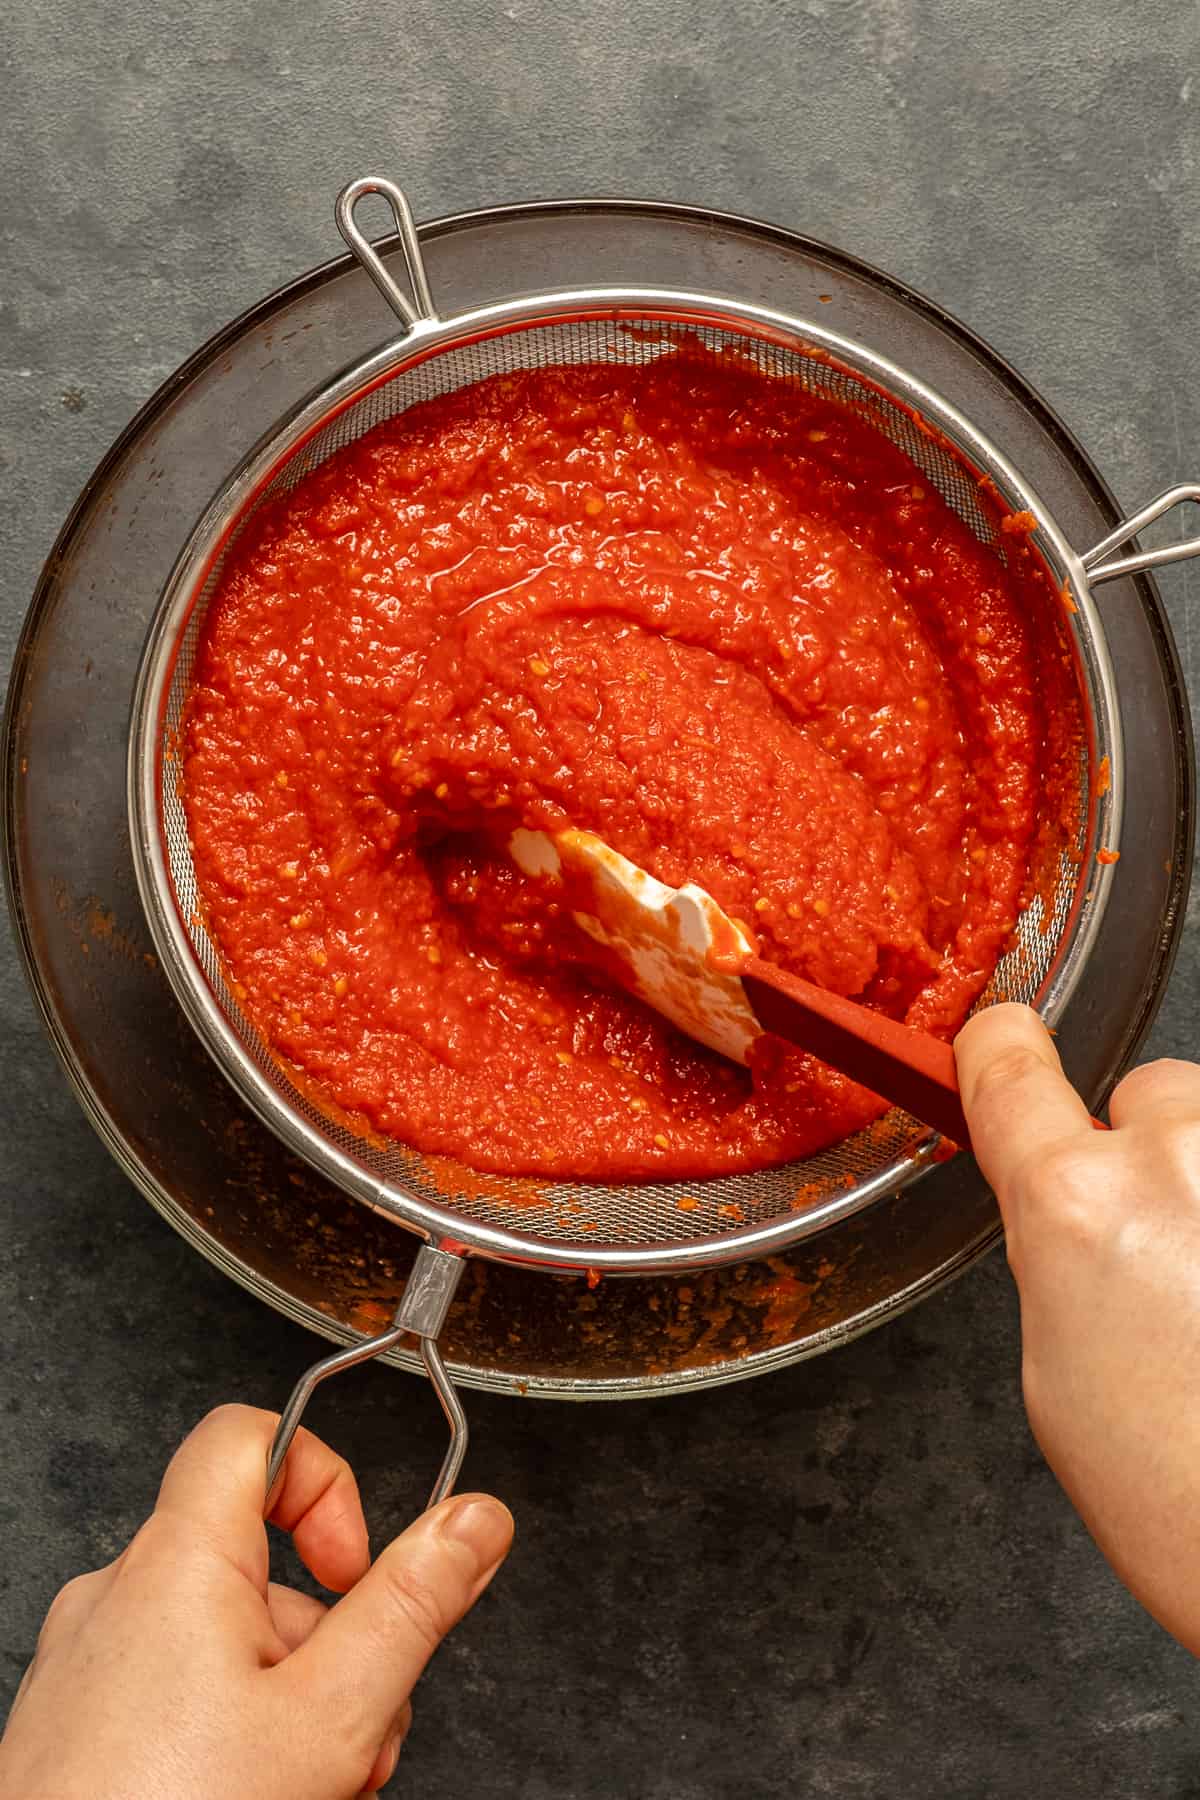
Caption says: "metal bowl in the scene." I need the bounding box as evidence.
[3,197,1191,1397]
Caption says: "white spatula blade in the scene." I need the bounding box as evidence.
[510,827,761,1063]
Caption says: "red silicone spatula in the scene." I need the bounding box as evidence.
[509,826,969,1144]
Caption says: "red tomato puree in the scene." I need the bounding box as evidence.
[184,350,1048,1181]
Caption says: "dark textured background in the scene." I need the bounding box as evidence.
[4,2,1200,1794]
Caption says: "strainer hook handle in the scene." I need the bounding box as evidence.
[1082,484,1200,584]
[265,1245,466,1511]
[335,175,439,332]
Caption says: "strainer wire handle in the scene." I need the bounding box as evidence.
[335,175,439,331]
[265,1245,467,1509]
[1082,484,1200,584]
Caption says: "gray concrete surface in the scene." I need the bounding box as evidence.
[4,1,1200,1794]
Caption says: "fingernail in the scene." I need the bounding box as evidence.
[437,1495,513,1576]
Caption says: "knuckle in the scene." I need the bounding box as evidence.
[1133,1054,1194,1083]
[378,1558,451,1656]
[43,1575,84,1630]
[969,1042,1051,1106]
[1028,1138,1091,1194]
[201,1401,263,1434]
[1043,1185,1104,1255]
[1010,1137,1157,1282]
[320,1446,356,1493]
[184,1402,279,1456]
[1165,1116,1200,1160]
[179,1403,277,1470]
[41,1571,99,1641]
[1011,1140,1107,1246]
[1145,1118,1200,1195]
[1114,1057,1200,1111]
[124,1514,165,1560]
[118,1512,186,1581]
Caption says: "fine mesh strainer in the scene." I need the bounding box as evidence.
[128,175,1200,1502]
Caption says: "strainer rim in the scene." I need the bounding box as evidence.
[127,281,1123,1274]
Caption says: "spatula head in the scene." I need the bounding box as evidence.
[509,827,761,1063]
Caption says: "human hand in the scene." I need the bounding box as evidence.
[0,1404,513,1798]
[956,1002,1200,1652]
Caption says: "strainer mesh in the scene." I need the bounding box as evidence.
[159,315,1087,1251]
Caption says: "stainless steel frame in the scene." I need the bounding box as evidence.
[4,187,1190,1446]
[124,175,1200,1498]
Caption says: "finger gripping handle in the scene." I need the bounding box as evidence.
[265,1246,466,1510]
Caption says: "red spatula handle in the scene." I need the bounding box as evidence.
[740,956,970,1145]
[741,960,1111,1143]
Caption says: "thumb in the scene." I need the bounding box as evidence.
[955,1002,1091,1214]
[283,1491,513,1745]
